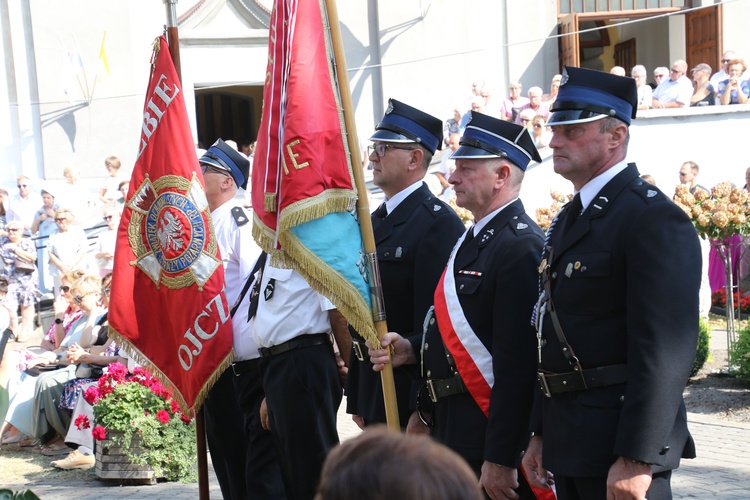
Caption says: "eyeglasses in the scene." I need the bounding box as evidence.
[670,68,681,74]
[520,118,531,123]
[200,164,230,176]
[103,215,113,221]
[367,144,416,159]
[60,285,70,293]
[17,184,27,188]
[101,287,111,295]
[73,291,98,305]
[7,228,19,233]
[55,218,68,223]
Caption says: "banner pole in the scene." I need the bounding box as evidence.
[163,1,209,497]
[325,0,400,430]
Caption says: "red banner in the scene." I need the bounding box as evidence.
[108,36,233,413]
[250,0,376,341]
[252,0,356,244]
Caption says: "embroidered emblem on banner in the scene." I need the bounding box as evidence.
[127,173,220,290]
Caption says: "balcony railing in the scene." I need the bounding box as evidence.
[559,0,689,14]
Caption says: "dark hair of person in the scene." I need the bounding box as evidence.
[315,426,483,500]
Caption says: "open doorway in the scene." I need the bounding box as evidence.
[194,85,264,149]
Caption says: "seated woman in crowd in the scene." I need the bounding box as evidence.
[1,220,39,343]
[719,58,750,105]
[0,270,84,386]
[31,274,115,456]
[531,114,552,149]
[0,273,104,448]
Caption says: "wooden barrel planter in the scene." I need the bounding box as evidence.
[95,432,156,485]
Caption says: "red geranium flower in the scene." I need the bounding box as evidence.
[92,425,107,441]
[156,409,170,424]
[83,386,100,405]
[74,414,91,430]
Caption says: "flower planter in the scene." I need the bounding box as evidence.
[95,432,156,485]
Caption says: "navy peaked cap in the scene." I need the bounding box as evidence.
[199,138,251,190]
[370,98,443,154]
[549,66,638,126]
[451,112,541,170]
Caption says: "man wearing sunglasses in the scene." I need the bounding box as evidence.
[199,139,284,499]
[6,175,42,232]
[346,99,464,431]
[652,59,693,109]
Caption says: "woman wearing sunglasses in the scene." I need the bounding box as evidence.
[47,208,91,297]
[1,273,104,448]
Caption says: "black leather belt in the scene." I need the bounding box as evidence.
[352,340,367,362]
[231,358,261,376]
[425,373,468,403]
[258,333,331,358]
[538,364,627,397]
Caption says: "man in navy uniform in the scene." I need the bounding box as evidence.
[369,112,544,499]
[200,139,285,499]
[522,67,701,499]
[346,98,464,430]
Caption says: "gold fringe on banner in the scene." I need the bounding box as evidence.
[278,191,357,233]
[279,226,378,348]
[264,193,277,213]
[107,327,236,416]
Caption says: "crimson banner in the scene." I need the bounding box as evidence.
[109,36,233,413]
[252,0,375,341]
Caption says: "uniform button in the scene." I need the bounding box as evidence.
[581,266,587,272]
[459,284,465,290]
[424,343,429,351]
[551,272,558,279]
[429,318,435,326]
[426,370,431,377]
[384,252,390,257]
[660,446,670,455]
[619,395,625,402]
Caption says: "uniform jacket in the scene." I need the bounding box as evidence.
[420,199,543,466]
[535,163,701,477]
[346,182,464,425]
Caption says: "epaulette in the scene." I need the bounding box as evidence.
[231,206,250,226]
[631,179,664,204]
[421,196,448,218]
[506,215,533,237]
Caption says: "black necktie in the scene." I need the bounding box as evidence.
[247,253,268,320]
[458,227,475,253]
[561,194,582,235]
[372,203,388,231]
[373,203,387,220]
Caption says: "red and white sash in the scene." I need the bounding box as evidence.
[433,231,493,417]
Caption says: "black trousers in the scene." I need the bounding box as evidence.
[555,470,673,500]
[260,340,343,500]
[204,366,284,500]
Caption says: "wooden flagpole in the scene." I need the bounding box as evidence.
[163,1,209,498]
[325,0,400,430]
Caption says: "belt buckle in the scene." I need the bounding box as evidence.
[425,379,439,403]
[537,372,552,398]
[352,341,366,362]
